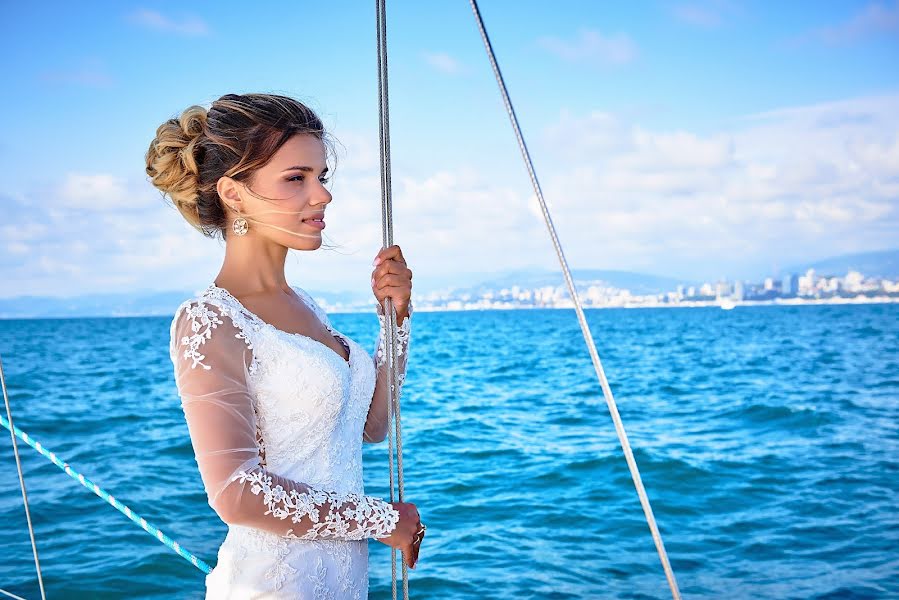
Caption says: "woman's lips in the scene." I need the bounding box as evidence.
[303,218,325,230]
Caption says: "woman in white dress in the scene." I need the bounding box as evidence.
[145,93,425,598]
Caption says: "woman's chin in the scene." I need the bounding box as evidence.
[288,237,323,252]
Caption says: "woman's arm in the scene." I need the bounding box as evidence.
[364,300,413,443]
[170,300,400,540]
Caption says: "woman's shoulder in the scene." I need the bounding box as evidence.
[171,285,230,324]
[169,286,254,369]
[169,286,250,343]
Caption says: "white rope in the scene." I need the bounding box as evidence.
[467,1,682,597]
[0,587,30,600]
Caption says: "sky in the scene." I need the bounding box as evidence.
[2,0,898,299]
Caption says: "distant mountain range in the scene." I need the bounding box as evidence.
[455,267,694,297]
[0,291,201,320]
[1,248,896,319]
[786,248,899,279]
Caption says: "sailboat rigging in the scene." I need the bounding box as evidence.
[1,2,682,599]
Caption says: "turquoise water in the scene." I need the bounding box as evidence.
[1,304,897,599]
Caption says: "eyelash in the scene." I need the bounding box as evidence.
[288,175,330,184]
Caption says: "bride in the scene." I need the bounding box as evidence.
[145,92,424,598]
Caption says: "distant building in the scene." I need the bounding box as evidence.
[825,277,841,293]
[715,281,732,299]
[798,268,816,296]
[782,273,799,296]
[845,270,864,292]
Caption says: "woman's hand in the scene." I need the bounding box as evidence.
[375,501,424,569]
[372,244,412,319]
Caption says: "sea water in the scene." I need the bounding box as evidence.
[1,303,897,599]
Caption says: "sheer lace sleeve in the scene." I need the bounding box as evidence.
[363,299,413,443]
[374,299,412,372]
[169,299,400,540]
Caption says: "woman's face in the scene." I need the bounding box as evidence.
[226,133,332,250]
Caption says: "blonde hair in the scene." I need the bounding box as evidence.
[145,93,337,239]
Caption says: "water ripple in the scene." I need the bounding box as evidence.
[1,304,896,598]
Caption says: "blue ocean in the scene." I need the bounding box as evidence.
[1,303,897,599]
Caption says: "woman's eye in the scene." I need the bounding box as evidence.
[288,175,330,184]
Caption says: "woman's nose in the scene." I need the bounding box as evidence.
[316,185,333,204]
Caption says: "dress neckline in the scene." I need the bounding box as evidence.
[205,283,352,368]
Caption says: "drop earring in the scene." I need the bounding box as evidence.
[231,205,249,236]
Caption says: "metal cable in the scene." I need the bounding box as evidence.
[467,1,682,597]
[1,354,46,600]
[375,0,410,598]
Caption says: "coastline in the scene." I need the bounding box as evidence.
[386,295,899,313]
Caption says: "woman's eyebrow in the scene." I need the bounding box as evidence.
[281,165,329,174]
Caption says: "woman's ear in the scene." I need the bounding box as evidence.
[216,175,243,213]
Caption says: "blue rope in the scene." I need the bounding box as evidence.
[0,414,212,575]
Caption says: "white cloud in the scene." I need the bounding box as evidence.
[672,1,742,28]
[4,93,897,297]
[301,165,545,290]
[57,173,137,210]
[812,0,899,45]
[0,175,226,297]
[6,242,28,255]
[2,219,48,243]
[125,9,210,36]
[628,127,735,169]
[421,51,465,75]
[36,58,114,87]
[783,1,899,47]
[533,93,899,277]
[327,128,380,173]
[537,28,638,66]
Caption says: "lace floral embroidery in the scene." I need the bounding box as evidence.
[242,527,298,591]
[176,299,256,373]
[308,556,330,599]
[231,470,400,541]
[375,299,413,369]
[179,303,224,370]
[266,546,298,590]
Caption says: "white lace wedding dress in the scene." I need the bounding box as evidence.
[168,282,412,599]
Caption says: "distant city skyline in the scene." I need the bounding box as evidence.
[2,248,897,319]
[3,2,897,298]
[405,261,899,313]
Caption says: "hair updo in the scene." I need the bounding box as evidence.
[145,93,336,239]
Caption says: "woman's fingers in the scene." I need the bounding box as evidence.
[412,538,421,569]
[402,543,415,570]
[373,273,412,290]
[372,261,412,282]
[396,538,422,570]
[373,244,407,267]
[410,522,424,569]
